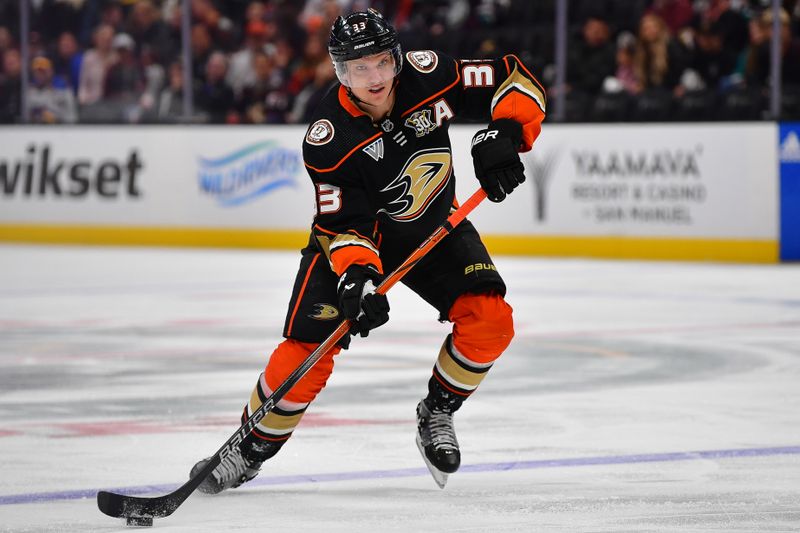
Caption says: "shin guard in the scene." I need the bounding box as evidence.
[431,292,514,399]
[240,339,340,457]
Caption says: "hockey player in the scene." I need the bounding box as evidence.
[191,8,545,491]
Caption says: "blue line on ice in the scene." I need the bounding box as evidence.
[2,445,798,506]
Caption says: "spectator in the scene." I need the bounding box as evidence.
[244,1,268,27]
[287,57,336,123]
[634,13,688,92]
[568,16,617,95]
[698,0,749,54]
[271,37,295,83]
[191,0,236,52]
[27,31,48,60]
[157,60,186,122]
[608,32,641,95]
[139,45,166,120]
[52,31,83,94]
[237,51,276,123]
[161,0,187,65]
[29,0,82,46]
[0,0,790,125]
[286,32,327,96]
[127,0,174,64]
[227,20,273,98]
[194,51,236,123]
[271,2,310,57]
[0,48,22,123]
[648,0,694,36]
[104,33,143,102]
[251,37,296,123]
[100,2,125,33]
[746,8,800,87]
[27,56,77,123]
[0,27,13,66]
[78,24,116,106]
[300,0,345,36]
[689,20,739,91]
[190,24,213,82]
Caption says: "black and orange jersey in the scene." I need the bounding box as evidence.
[303,50,546,277]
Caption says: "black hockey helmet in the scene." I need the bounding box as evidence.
[328,8,403,87]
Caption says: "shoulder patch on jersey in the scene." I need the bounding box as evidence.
[406,50,438,73]
[306,119,335,146]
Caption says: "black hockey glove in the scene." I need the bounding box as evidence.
[471,118,526,202]
[337,264,390,338]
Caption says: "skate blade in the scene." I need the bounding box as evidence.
[415,435,448,489]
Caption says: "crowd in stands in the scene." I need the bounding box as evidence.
[562,0,800,121]
[0,0,798,124]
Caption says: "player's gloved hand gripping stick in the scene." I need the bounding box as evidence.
[471,118,526,203]
[96,187,488,526]
[338,264,389,337]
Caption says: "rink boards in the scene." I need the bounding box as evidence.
[0,122,797,262]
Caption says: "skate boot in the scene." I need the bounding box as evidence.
[415,380,465,489]
[191,439,282,494]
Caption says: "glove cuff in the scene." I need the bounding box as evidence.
[341,263,383,284]
[488,119,523,150]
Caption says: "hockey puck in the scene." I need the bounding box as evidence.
[126,515,154,527]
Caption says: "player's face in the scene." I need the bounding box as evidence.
[346,51,396,106]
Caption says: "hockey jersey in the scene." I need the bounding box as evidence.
[303,50,546,277]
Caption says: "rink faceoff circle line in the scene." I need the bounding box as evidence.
[1,445,798,507]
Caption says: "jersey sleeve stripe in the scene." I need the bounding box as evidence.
[505,54,546,97]
[348,228,379,246]
[329,235,379,256]
[491,82,546,115]
[491,62,546,152]
[491,65,546,115]
[305,132,383,173]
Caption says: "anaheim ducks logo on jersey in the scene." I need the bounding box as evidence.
[379,148,451,222]
[308,303,339,320]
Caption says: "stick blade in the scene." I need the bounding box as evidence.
[97,453,218,522]
[97,490,127,518]
[97,490,180,520]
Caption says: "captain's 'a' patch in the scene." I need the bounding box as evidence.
[407,50,438,73]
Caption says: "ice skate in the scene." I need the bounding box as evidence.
[416,399,461,489]
[190,447,263,495]
[190,439,281,494]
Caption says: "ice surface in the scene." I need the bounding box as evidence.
[0,244,798,532]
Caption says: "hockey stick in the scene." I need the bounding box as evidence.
[96,187,488,524]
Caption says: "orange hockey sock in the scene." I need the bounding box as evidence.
[432,292,514,397]
[241,339,340,445]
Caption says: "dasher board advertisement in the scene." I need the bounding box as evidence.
[452,123,778,240]
[0,126,314,228]
[0,123,780,261]
[779,123,800,261]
